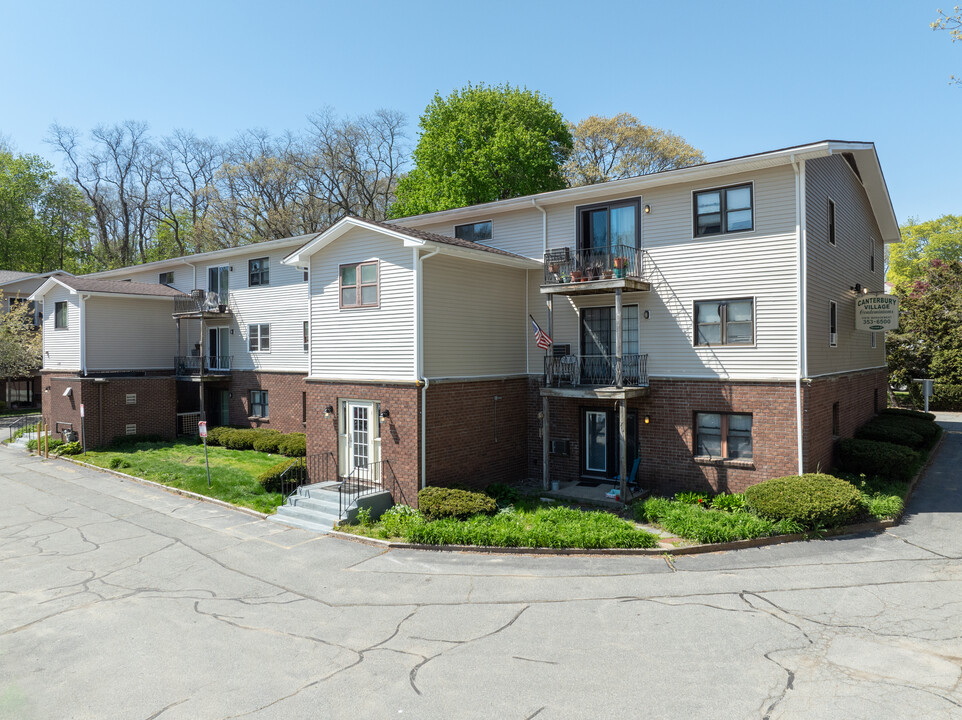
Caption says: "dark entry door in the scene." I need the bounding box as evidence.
[581,408,638,480]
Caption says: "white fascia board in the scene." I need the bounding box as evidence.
[29,276,76,301]
[282,218,362,266]
[410,240,542,270]
[392,143,838,227]
[69,291,180,301]
[831,146,900,244]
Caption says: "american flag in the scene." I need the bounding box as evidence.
[530,315,552,350]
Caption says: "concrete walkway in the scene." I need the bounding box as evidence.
[1,414,960,719]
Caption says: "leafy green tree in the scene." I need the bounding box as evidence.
[0,151,89,273]
[390,84,572,217]
[0,292,42,383]
[564,113,705,186]
[887,259,962,386]
[887,215,962,290]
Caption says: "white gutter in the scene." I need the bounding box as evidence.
[791,155,808,475]
[416,245,441,490]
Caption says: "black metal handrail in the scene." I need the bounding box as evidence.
[339,459,389,519]
[281,452,336,499]
[544,353,649,388]
[8,414,41,441]
[175,355,233,375]
[543,244,643,285]
[173,291,232,315]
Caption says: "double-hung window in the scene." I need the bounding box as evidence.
[249,324,270,352]
[694,299,753,346]
[694,183,753,237]
[159,271,174,285]
[829,301,838,347]
[250,390,268,418]
[303,321,309,352]
[695,412,752,460]
[249,257,269,286]
[577,199,639,255]
[454,221,492,243]
[340,261,378,308]
[54,301,68,329]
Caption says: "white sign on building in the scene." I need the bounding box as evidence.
[855,293,899,332]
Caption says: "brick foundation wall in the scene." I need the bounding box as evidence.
[227,371,308,434]
[533,377,802,496]
[41,372,177,447]
[803,368,888,472]
[424,377,529,491]
[305,381,420,507]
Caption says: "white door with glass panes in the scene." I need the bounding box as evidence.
[208,265,229,305]
[339,400,379,481]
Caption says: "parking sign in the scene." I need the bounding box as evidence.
[198,421,207,437]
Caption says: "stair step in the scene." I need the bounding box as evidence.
[274,504,339,532]
[289,496,341,514]
[268,514,332,534]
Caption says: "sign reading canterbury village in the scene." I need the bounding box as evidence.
[855,293,899,332]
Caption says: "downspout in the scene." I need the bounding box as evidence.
[531,198,548,375]
[79,293,90,376]
[417,245,441,490]
[532,198,548,256]
[792,155,808,475]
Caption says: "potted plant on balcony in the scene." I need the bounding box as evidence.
[571,269,583,282]
[613,256,627,279]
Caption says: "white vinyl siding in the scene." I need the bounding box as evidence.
[805,155,886,376]
[412,207,544,259]
[41,285,81,371]
[423,255,527,377]
[309,228,415,381]
[85,297,177,371]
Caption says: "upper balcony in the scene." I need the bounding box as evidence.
[173,290,233,319]
[541,353,649,399]
[541,245,650,296]
[175,355,233,380]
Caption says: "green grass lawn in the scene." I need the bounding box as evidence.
[78,440,291,513]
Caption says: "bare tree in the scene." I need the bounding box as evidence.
[153,130,220,255]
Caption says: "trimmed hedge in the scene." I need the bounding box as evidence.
[909,383,962,411]
[872,414,939,442]
[881,407,936,422]
[855,421,925,450]
[256,459,305,492]
[744,473,866,528]
[277,433,306,457]
[204,426,305,456]
[418,487,497,520]
[836,438,920,482]
[252,431,283,454]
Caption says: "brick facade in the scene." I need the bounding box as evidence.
[305,381,421,507]
[424,377,529,491]
[803,368,888,473]
[227,371,308,434]
[41,372,177,447]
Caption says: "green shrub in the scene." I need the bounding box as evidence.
[675,491,711,505]
[418,486,497,520]
[278,433,306,457]
[252,432,283,453]
[880,407,936,422]
[744,473,866,528]
[635,497,802,543]
[930,383,962,411]
[872,414,939,442]
[710,493,747,512]
[26,438,37,451]
[837,438,921,482]
[855,421,925,449]
[56,441,83,456]
[221,428,262,450]
[256,459,305,493]
[380,505,424,537]
[485,482,522,507]
[204,426,231,446]
[30,438,64,453]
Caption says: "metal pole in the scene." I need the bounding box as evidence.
[203,434,211,487]
[619,401,628,502]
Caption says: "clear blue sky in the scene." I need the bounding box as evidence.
[1,0,959,224]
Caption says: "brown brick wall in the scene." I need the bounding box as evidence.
[803,368,887,472]
[305,381,421,507]
[424,377,529,491]
[227,371,308,434]
[533,377,802,496]
[41,372,177,447]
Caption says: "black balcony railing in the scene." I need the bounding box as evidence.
[544,353,648,388]
[173,290,232,315]
[543,244,643,285]
[175,355,233,376]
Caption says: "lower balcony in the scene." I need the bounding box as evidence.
[175,355,233,379]
[541,353,649,399]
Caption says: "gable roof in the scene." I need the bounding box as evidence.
[0,270,34,284]
[390,140,900,244]
[30,275,187,301]
[282,216,540,269]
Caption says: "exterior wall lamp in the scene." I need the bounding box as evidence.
[851,283,869,294]
[323,405,334,419]
[644,415,651,425]
[379,409,390,424]
[644,204,651,214]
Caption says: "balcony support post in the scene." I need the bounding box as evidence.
[198,319,206,421]
[543,294,553,491]
[615,288,623,388]
[619,400,628,502]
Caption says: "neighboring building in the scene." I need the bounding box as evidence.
[0,269,71,408]
[31,140,899,505]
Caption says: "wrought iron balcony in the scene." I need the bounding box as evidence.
[175,355,233,377]
[173,290,232,317]
[543,244,645,288]
[544,353,648,388]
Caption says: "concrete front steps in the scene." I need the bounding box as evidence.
[269,482,395,534]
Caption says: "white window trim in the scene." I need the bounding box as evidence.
[248,323,271,353]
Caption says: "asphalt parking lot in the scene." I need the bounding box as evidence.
[1,414,960,719]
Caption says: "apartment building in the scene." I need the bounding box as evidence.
[32,140,899,503]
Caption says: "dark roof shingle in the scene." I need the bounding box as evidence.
[353,217,532,260]
[54,276,186,297]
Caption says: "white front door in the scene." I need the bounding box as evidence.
[341,400,379,480]
[207,327,229,370]
[208,265,229,302]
